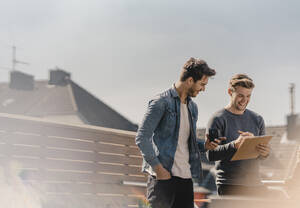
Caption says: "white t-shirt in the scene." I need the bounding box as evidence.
[171,103,192,179]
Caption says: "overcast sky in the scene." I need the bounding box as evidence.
[0,0,299,128]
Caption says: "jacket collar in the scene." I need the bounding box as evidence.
[170,84,191,103]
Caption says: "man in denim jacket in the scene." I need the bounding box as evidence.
[136,57,221,208]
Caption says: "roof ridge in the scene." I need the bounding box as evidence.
[67,82,78,112]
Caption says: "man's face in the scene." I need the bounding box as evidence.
[229,86,253,112]
[187,75,209,97]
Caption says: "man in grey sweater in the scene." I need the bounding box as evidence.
[206,74,270,196]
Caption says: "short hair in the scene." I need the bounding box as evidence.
[180,57,216,82]
[229,74,255,91]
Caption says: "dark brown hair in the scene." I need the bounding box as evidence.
[180,57,216,82]
[229,74,255,90]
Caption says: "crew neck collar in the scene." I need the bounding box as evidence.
[224,108,247,116]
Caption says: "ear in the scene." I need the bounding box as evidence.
[187,77,194,85]
[228,88,233,96]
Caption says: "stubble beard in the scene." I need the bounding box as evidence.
[187,87,198,98]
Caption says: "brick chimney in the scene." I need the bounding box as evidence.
[9,70,34,91]
[48,68,71,86]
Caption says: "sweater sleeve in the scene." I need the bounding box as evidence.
[206,116,237,161]
[257,116,269,160]
[258,116,266,136]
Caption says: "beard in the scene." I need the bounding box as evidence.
[187,87,198,97]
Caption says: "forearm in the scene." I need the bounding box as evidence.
[206,141,236,161]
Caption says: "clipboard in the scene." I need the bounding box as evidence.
[231,135,273,161]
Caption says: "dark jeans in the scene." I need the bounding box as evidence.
[147,175,194,208]
[217,184,285,198]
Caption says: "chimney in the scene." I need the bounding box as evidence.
[48,68,71,86]
[9,70,34,91]
[287,84,300,140]
[287,114,300,140]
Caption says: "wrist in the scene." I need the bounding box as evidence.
[153,164,163,173]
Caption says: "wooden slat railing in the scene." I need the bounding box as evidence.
[0,113,146,208]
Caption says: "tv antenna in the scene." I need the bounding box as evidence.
[0,45,30,71]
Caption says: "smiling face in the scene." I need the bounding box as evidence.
[187,75,209,97]
[229,86,253,112]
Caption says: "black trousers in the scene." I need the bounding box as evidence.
[146,175,194,208]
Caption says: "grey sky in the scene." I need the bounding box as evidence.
[0,0,299,128]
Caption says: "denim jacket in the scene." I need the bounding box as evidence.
[135,86,205,182]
